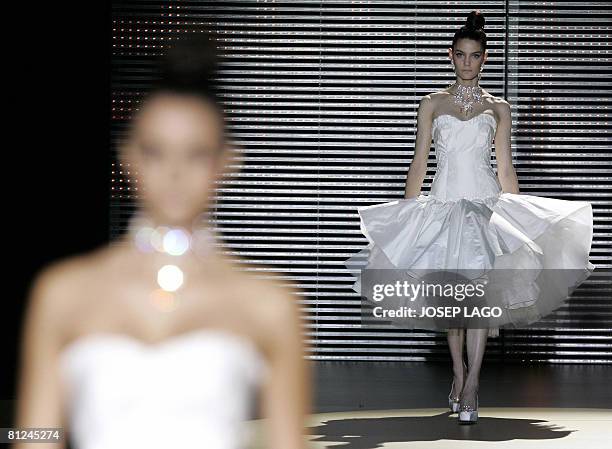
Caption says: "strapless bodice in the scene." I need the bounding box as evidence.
[429,113,502,201]
[59,329,268,449]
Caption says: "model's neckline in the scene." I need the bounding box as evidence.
[59,327,263,360]
[432,111,497,126]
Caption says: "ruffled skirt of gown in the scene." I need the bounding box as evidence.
[344,192,596,338]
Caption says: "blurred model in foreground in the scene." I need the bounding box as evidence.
[15,32,311,449]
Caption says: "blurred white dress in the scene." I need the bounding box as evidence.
[60,328,268,449]
[344,112,595,335]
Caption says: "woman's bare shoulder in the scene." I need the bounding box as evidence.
[22,245,116,346]
[483,94,511,119]
[229,265,304,344]
[481,90,510,106]
[27,245,114,314]
[229,266,301,314]
[420,90,453,113]
[422,90,450,103]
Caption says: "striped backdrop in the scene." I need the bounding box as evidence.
[111,1,612,363]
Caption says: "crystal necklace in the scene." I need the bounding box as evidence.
[449,82,483,115]
[125,211,217,311]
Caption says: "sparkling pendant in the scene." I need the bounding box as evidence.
[452,83,483,115]
[157,264,184,292]
[127,211,218,312]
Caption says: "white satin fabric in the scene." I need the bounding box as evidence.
[59,329,268,449]
[345,112,595,335]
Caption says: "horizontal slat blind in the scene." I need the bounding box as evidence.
[111,1,612,363]
[500,0,611,363]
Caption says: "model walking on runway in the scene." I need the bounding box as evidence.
[345,10,594,424]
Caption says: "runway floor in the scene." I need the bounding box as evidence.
[250,361,612,449]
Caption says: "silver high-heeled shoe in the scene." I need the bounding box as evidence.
[448,363,467,413]
[458,393,478,424]
[448,381,460,413]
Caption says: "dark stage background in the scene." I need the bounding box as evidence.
[2,2,111,427]
[3,0,611,430]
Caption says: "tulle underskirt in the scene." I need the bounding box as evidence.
[344,192,596,338]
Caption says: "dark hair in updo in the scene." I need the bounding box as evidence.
[146,30,226,145]
[452,10,487,52]
[151,31,220,105]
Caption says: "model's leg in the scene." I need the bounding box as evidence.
[461,328,488,409]
[447,328,466,399]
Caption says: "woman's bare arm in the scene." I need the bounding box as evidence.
[405,94,435,198]
[494,101,520,194]
[259,283,312,449]
[13,263,72,449]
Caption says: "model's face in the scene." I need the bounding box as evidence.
[122,92,229,226]
[449,38,486,80]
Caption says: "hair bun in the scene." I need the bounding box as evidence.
[155,32,219,95]
[464,10,485,31]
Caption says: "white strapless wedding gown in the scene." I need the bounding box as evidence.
[344,112,595,336]
[60,329,268,449]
